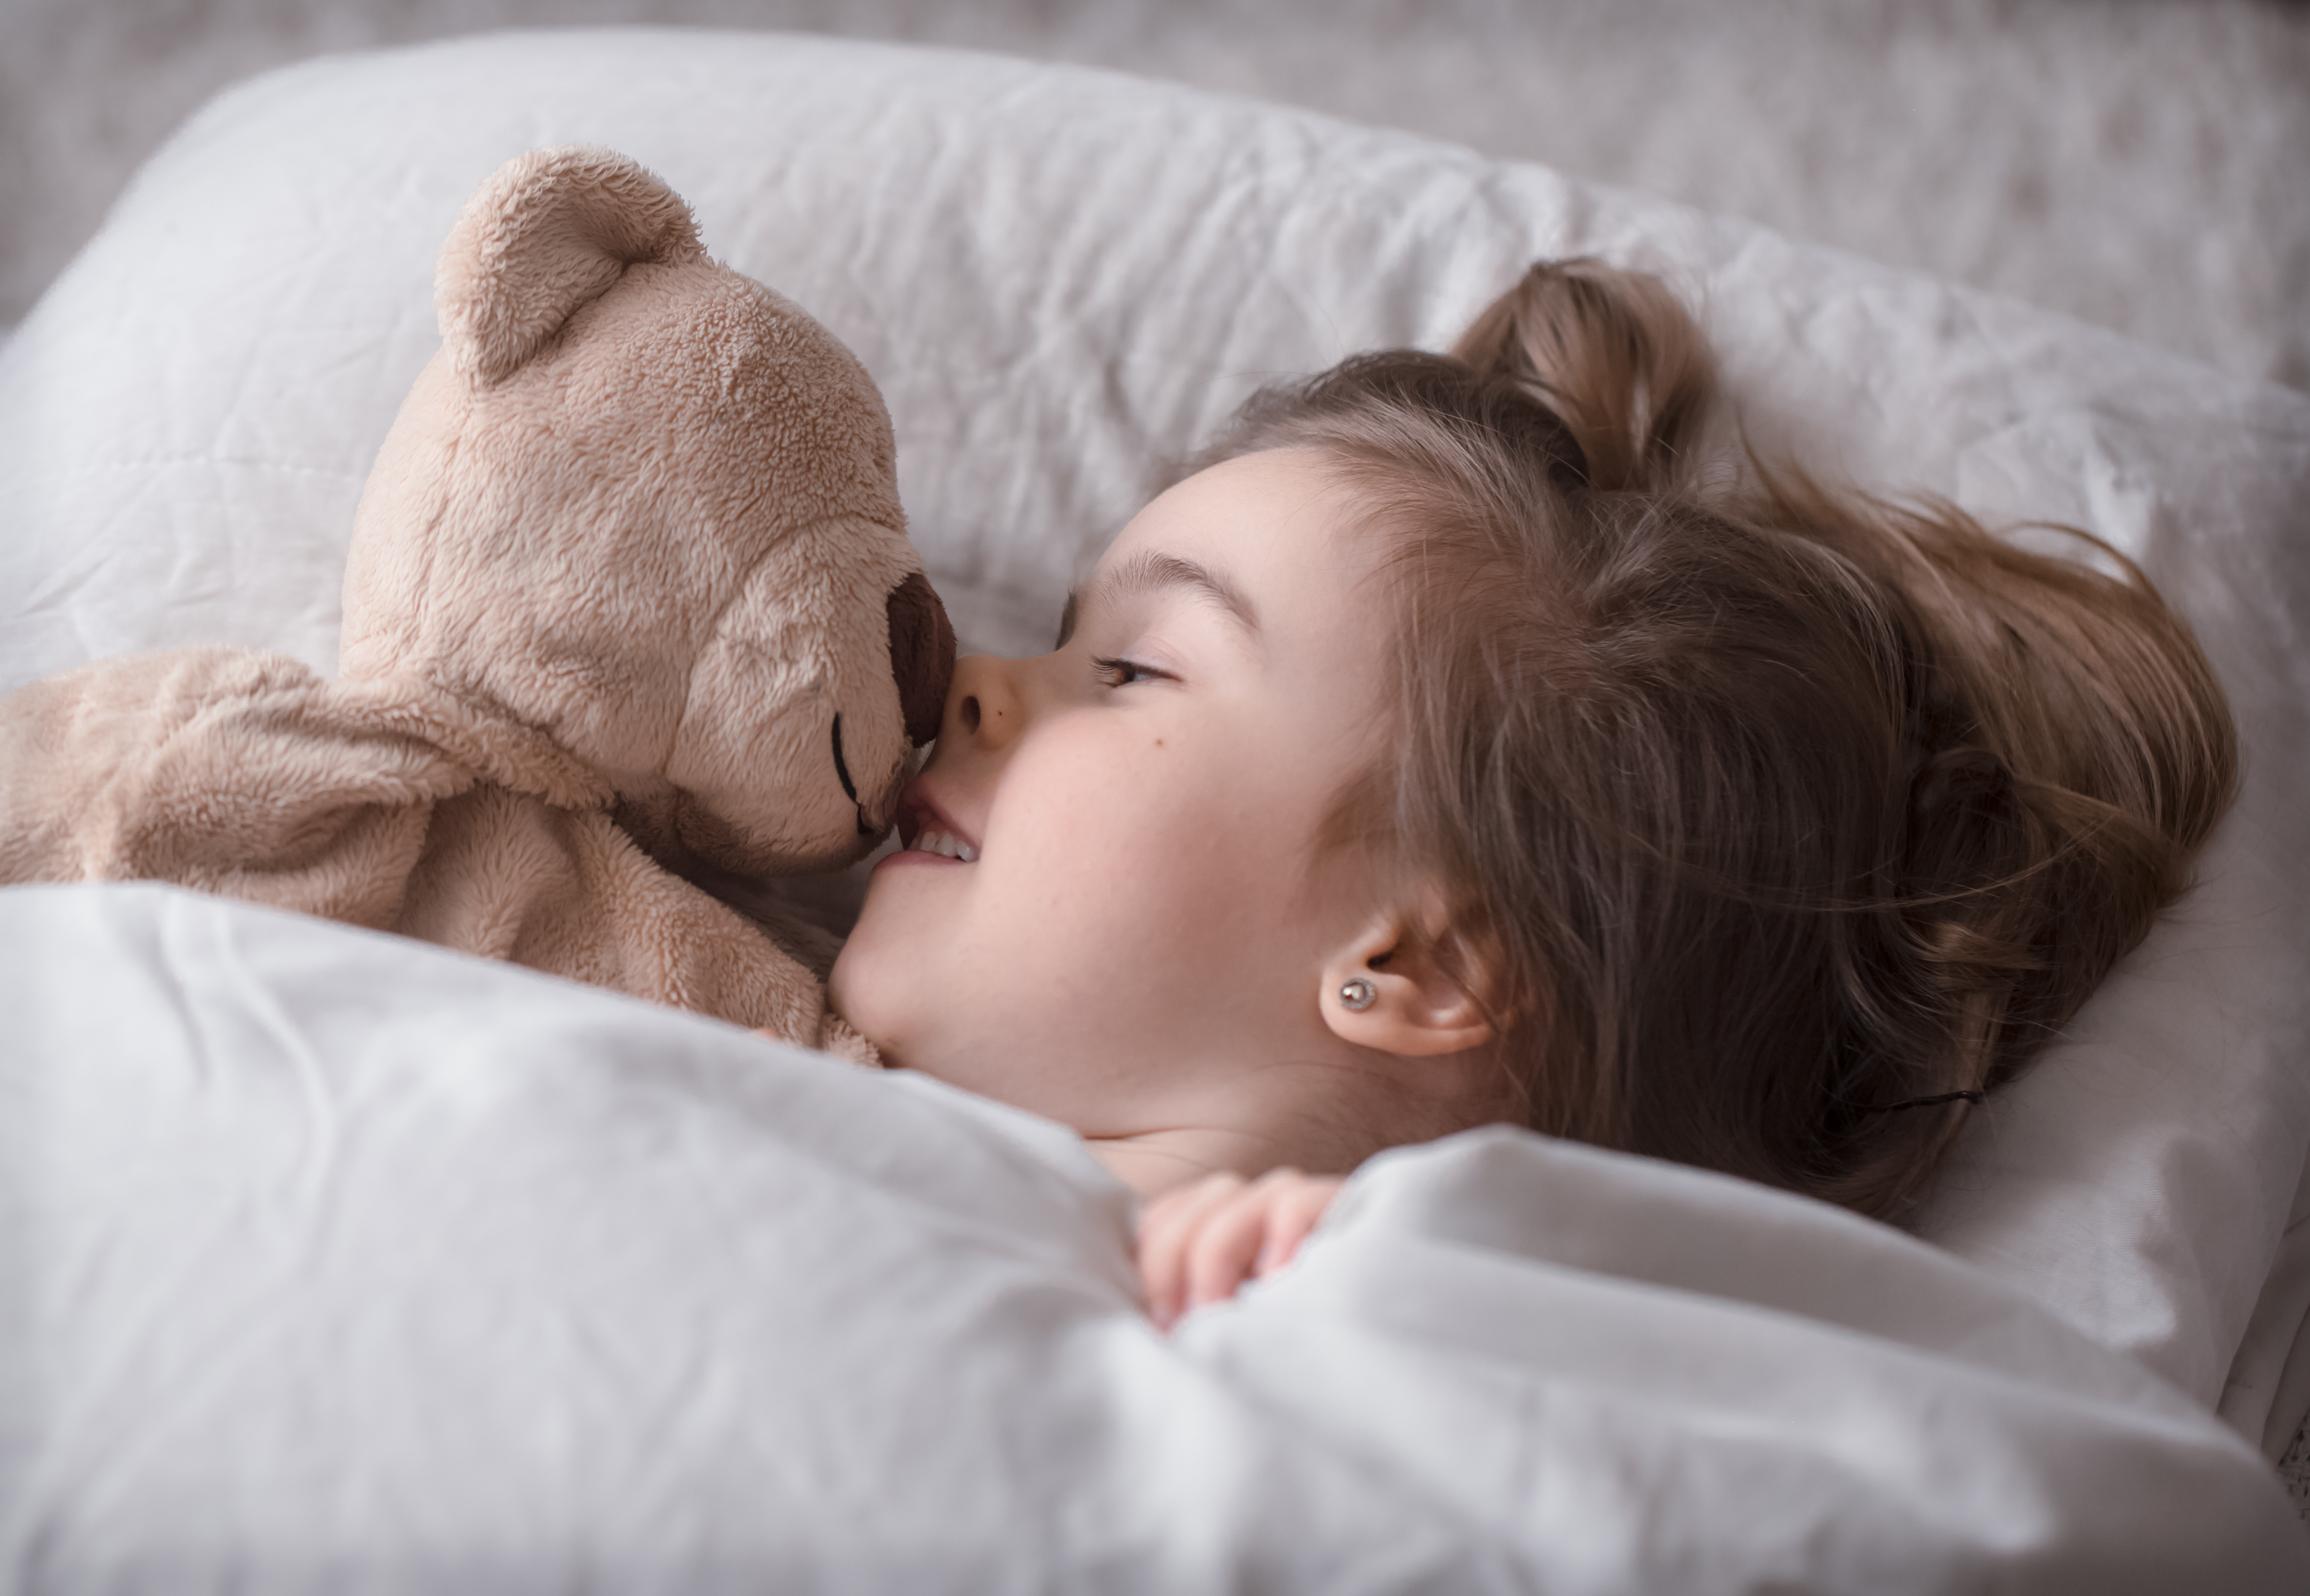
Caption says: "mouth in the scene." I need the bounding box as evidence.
[894,785,980,864]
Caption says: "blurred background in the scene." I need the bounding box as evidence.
[3,0,2306,388]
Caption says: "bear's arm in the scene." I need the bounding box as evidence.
[0,648,469,929]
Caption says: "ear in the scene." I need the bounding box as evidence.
[1318,909,1496,1058]
[435,145,706,386]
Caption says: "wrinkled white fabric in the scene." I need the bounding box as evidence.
[0,28,2307,1580]
[0,883,2302,1591]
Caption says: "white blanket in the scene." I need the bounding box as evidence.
[2,29,2308,1584]
[3,882,2302,1590]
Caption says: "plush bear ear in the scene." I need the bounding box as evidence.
[435,145,706,386]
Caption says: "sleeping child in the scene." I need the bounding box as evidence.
[821,259,2238,1328]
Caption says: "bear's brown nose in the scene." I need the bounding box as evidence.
[887,571,956,747]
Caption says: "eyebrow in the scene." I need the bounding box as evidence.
[1056,550,1261,647]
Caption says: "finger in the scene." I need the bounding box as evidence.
[1183,1189,1276,1315]
[1142,1181,1240,1330]
[1137,1173,1244,1329]
[1254,1176,1345,1277]
[1137,1171,1244,1265]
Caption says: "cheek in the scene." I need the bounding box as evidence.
[836,739,1303,1071]
[829,715,1334,1110]
[999,738,1273,941]
[945,735,1315,1096]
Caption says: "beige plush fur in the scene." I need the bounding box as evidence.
[0,146,954,1057]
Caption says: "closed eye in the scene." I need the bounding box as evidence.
[1091,655,1173,688]
[830,713,859,801]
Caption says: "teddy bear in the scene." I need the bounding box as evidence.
[0,146,953,1061]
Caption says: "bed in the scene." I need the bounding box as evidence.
[2,30,2307,1590]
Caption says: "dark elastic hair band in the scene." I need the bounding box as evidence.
[1861,1089,1986,1115]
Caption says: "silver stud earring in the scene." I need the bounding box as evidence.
[1338,977,1377,1012]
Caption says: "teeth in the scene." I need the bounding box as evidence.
[910,827,978,863]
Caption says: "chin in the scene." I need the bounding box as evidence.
[825,919,918,1071]
[825,940,881,1047]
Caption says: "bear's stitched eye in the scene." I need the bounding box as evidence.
[830,714,859,802]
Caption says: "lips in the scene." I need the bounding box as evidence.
[895,784,980,864]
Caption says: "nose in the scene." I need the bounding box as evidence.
[946,652,1025,751]
[887,572,956,747]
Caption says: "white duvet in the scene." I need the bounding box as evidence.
[3,29,2309,1589]
[3,883,2301,1590]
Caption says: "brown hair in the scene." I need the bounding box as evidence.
[1215,260,2238,1218]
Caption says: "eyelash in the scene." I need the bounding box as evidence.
[1091,655,1171,688]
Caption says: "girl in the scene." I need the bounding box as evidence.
[825,260,2237,1329]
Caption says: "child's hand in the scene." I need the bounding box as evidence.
[1136,1168,1345,1331]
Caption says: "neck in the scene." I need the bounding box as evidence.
[1079,1038,1517,1201]
[1084,1118,1364,1201]
[1087,1132,1235,1200]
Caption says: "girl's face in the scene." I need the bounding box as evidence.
[830,449,1458,1186]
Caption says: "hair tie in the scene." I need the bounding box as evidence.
[1860,1089,1985,1115]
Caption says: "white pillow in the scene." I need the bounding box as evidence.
[2,27,2305,1451]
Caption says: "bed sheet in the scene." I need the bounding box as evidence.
[1,881,2303,1591]
[0,24,2307,1547]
